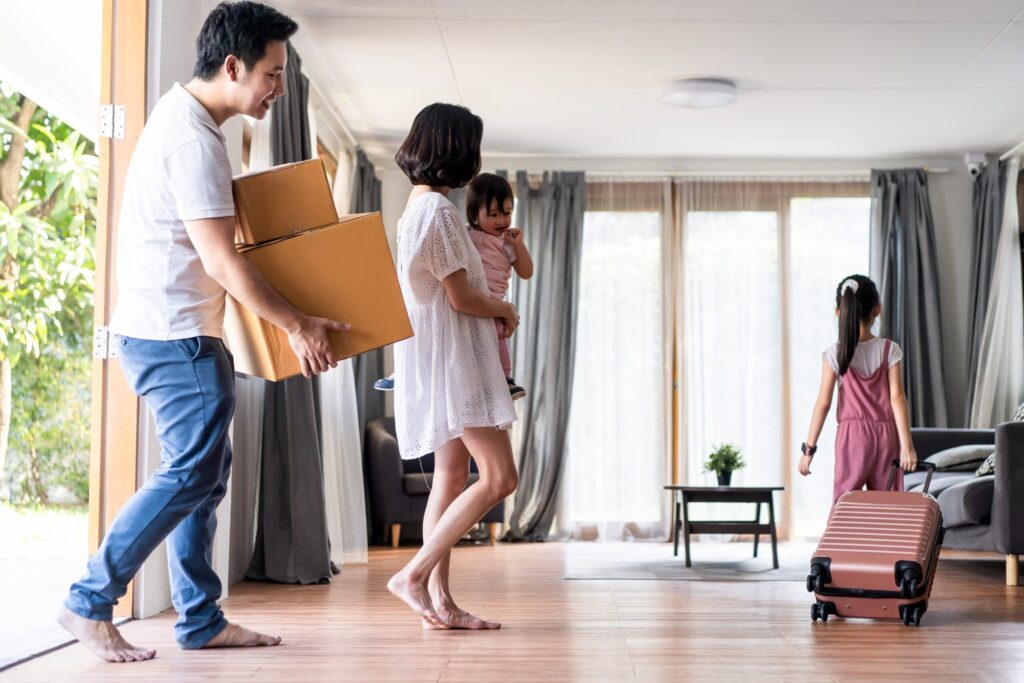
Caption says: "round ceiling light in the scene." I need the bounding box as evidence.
[660,79,737,109]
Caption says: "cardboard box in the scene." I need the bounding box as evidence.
[231,159,338,244]
[223,159,413,381]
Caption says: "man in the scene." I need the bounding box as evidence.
[58,1,342,662]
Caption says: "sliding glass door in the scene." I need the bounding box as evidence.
[679,181,870,538]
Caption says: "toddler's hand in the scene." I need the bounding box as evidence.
[900,449,918,472]
[798,455,813,476]
[503,228,523,246]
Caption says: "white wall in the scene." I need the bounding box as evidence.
[0,0,102,137]
[378,155,975,425]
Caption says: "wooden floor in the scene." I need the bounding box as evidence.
[9,543,1024,682]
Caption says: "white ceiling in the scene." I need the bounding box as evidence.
[274,0,1024,164]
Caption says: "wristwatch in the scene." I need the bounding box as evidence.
[801,442,818,457]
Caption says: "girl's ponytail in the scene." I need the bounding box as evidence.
[834,275,880,376]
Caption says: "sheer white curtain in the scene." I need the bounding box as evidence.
[227,113,273,584]
[556,179,670,541]
[675,179,870,539]
[970,158,1024,427]
[318,149,368,565]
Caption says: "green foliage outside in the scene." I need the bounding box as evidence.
[0,81,97,505]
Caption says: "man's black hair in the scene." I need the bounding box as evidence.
[193,1,298,81]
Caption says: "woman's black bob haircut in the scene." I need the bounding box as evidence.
[395,103,483,189]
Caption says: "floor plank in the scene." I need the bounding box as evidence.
[8,543,1024,682]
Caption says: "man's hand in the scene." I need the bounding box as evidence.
[288,316,350,378]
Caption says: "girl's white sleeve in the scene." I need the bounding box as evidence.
[888,341,904,368]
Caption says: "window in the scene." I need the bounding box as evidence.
[678,180,870,537]
[561,206,665,539]
[787,197,871,537]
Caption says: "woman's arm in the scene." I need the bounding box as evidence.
[888,364,918,471]
[799,359,838,476]
[505,229,534,280]
[442,269,519,337]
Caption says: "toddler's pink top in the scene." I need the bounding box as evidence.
[468,228,517,298]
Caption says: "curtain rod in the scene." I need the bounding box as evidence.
[572,168,949,179]
[1000,139,1024,161]
[305,75,359,153]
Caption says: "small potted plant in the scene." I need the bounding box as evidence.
[703,443,745,486]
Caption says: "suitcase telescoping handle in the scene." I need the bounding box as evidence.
[887,459,936,494]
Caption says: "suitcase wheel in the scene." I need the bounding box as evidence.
[898,567,921,599]
[811,601,832,623]
[901,604,924,627]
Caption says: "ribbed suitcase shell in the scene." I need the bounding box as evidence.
[809,487,942,624]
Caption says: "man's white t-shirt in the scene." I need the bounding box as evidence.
[109,83,235,340]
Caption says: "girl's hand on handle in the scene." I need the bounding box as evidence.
[900,448,918,472]
[498,301,519,338]
[798,454,813,476]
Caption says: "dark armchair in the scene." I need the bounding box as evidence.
[909,422,1024,585]
[364,417,505,547]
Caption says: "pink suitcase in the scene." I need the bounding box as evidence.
[807,460,943,626]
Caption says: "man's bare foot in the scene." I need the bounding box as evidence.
[387,572,446,627]
[57,607,156,663]
[201,622,281,648]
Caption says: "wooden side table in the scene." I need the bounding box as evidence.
[664,485,784,569]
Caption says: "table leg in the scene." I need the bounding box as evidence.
[672,495,680,557]
[753,502,761,558]
[682,494,692,568]
[769,495,779,570]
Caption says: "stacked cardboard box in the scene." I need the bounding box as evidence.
[223,158,412,381]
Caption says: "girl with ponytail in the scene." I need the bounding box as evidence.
[798,274,918,505]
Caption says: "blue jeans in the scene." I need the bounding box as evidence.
[65,335,235,649]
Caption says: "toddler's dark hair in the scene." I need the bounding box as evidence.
[465,173,514,228]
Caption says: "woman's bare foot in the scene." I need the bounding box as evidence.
[201,622,281,648]
[57,607,156,663]
[428,597,500,630]
[387,572,446,627]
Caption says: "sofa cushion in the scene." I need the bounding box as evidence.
[905,470,970,496]
[403,472,480,496]
[925,444,995,471]
[937,476,995,528]
[976,452,996,477]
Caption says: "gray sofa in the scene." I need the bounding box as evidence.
[908,422,1024,585]
[364,417,505,548]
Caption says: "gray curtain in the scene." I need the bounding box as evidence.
[503,171,586,541]
[350,150,384,449]
[246,41,333,584]
[870,169,949,427]
[270,42,311,166]
[965,161,1006,424]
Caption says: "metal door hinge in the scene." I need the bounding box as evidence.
[99,104,126,140]
[93,326,119,359]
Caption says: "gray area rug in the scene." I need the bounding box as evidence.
[563,542,814,582]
